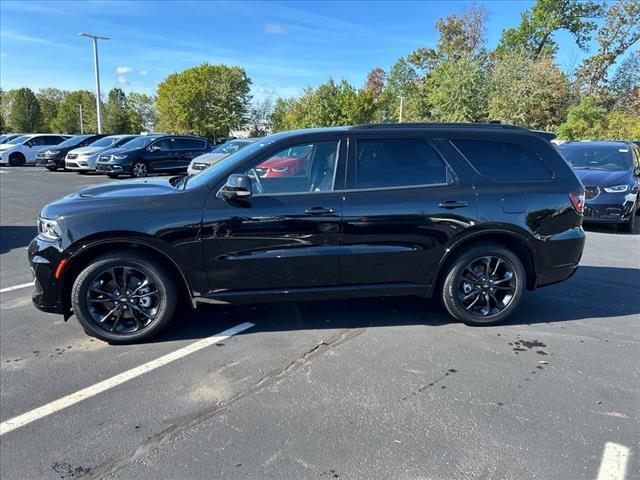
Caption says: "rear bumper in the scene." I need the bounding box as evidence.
[534,227,585,289]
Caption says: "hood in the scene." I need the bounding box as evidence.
[41,178,177,219]
[98,147,137,159]
[69,146,106,155]
[573,169,632,187]
[192,152,227,164]
[0,143,17,151]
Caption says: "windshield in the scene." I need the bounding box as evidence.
[7,135,31,145]
[58,136,91,148]
[558,145,632,171]
[184,137,277,190]
[89,136,123,148]
[119,136,155,149]
[213,140,252,154]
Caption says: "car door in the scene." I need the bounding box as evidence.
[25,136,49,162]
[144,138,173,171]
[340,134,477,287]
[201,137,346,292]
[170,138,205,171]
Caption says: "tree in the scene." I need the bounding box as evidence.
[488,51,570,129]
[8,88,41,132]
[425,55,488,122]
[0,89,5,133]
[556,96,607,139]
[103,88,130,134]
[576,0,640,95]
[127,93,157,132]
[608,51,640,113]
[497,0,604,59]
[379,57,423,122]
[602,110,640,139]
[54,90,97,133]
[247,98,273,137]
[37,88,67,133]
[156,63,252,141]
[364,67,386,100]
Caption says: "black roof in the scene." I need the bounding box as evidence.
[350,122,525,131]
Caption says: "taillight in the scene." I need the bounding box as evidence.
[569,191,585,214]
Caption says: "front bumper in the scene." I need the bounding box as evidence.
[583,192,636,223]
[65,160,91,171]
[96,162,128,174]
[36,155,64,168]
[28,236,66,315]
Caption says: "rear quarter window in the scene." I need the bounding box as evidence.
[452,139,553,181]
[174,138,206,150]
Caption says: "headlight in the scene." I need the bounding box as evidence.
[603,185,630,193]
[38,218,62,241]
[271,166,289,173]
[112,154,128,160]
[48,150,60,155]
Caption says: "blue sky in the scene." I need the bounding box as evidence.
[0,0,616,101]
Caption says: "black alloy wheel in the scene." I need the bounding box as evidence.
[441,243,525,325]
[72,252,177,343]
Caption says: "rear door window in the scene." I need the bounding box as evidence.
[352,138,448,189]
[452,139,552,181]
[173,138,206,150]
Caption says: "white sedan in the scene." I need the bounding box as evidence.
[0,134,70,166]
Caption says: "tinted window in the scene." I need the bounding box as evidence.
[152,138,172,151]
[173,138,205,150]
[30,136,50,146]
[354,138,447,189]
[245,141,339,194]
[453,139,552,180]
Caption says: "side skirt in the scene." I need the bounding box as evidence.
[195,282,431,305]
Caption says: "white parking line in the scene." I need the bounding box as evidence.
[597,442,630,480]
[0,282,34,294]
[0,321,255,436]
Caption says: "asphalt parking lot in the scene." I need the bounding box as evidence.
[1,167,638,480]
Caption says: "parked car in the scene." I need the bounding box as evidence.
[36,134,107,171]
[0,133,25,144]
[65,135,139,172]
[187,138,256,175]
[557,141,640,232]
[95,134,211,178]
[30,123,586,343]
[0,134,70,166]
[254,144,312,178]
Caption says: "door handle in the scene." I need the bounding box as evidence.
[304,207,334,215]
[438,200,468,209]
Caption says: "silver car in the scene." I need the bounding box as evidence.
[65,134,139,172]
[187,138,257,175]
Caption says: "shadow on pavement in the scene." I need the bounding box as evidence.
[0,226,37,254]
[150,264,640,344]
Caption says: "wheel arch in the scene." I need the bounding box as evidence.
[430,229,539,296]
[58,235,195,317]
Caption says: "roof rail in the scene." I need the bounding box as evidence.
[350,122,525,130]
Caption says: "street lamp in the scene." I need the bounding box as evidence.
[78,32,110,134]
[398,96,404,123]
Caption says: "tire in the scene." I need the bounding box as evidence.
[618,205,636,233]
[107,174,119,179]
[8,153,25,167]
[46,166,58,171]
[71,251,177,344]
[440,243,525,326]
[131,160,149,178]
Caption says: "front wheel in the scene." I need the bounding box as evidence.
[131,161,148,178]
[8,153,25,166]
[440,243,525,326]
[71,252,177,343]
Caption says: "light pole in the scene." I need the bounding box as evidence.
[79,32,110,134]
[398,96,404,123]
[79,103,84,134]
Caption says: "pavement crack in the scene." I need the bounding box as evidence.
[87,327,365,479]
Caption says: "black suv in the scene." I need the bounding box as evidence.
[95,134,211,178]
[36,134,107,170]
[557,141,640,232]
[29,124,586,343]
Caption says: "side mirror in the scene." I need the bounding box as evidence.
[26,141,33,148]
[220,174,252,200]
[148,145,160,152]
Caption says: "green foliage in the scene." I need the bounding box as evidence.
[488,51,569,130]
[247,98,273,137]
[156,63,252,141]
[557,96,607,139]
[127,92,157,133]
[8,88,41,132]
[36,88,67,133]
[103,88,130,134]
[497,0,604,58]
[602,110,640,139]
[54,90,97,133]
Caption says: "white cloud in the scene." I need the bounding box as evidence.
[257,86,274,94]
[116,75,130,85]
[264,23,287,35]
[115,66,133,74]
[139,69,148,76]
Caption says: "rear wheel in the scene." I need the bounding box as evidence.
[71,252,177,343]
[46,165,58,171]
[8,153,25,167]
[441,243,525,326]
[107,174,119,179]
